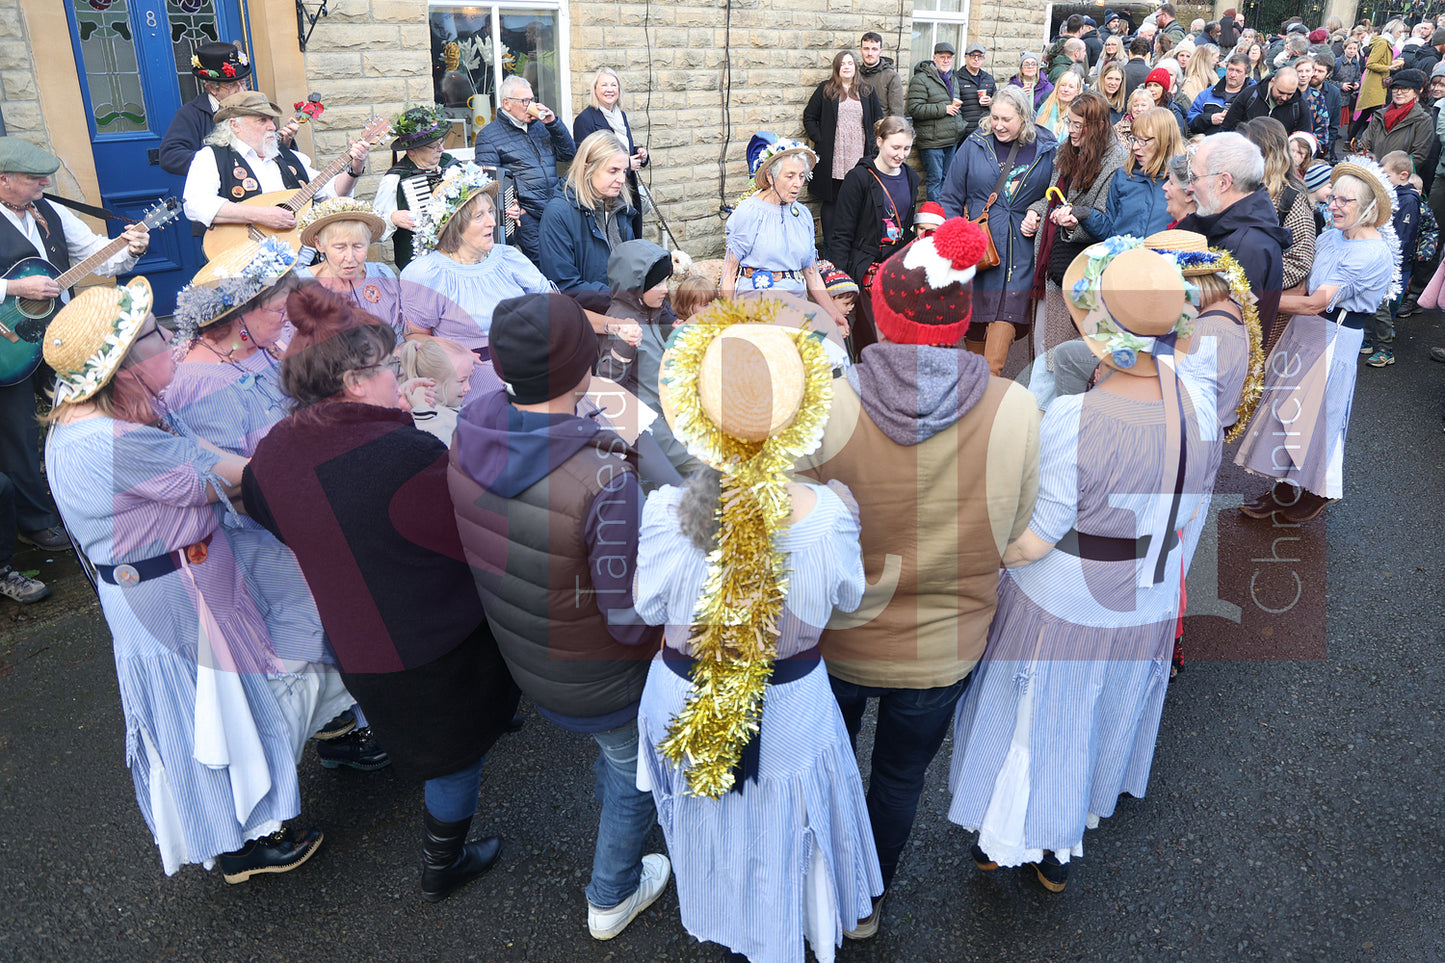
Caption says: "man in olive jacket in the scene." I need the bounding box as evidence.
[907,42,969,202]
[802,220,1040,929]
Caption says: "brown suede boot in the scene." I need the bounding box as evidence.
[983,321,1014,376]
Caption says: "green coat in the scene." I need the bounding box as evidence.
[907,60,967,150]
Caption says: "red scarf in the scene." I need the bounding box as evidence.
[1383,99,1415,132]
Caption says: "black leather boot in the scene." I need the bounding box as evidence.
[420,810,501,902]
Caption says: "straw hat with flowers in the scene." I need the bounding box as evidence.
[44,278,154,404]
[299,197,385,248]
[412,163,502,255]
[173,236,299,341]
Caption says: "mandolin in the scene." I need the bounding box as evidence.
[0,196,181,386]
[202,115,392,258]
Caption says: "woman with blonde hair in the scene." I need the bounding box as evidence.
[1181,43,1221,103]
[1036,68,1084,140]
[538,130,637,305]
[1071,107,1180,241]
[573,66,649,237]
[804,49,883,258]
[1115,86,1160,151]
[1238,117,1315,294]
[1094,62,1128,122]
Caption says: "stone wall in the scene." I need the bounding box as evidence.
[0,0,48,149]
[286,0,434,223]
[567,0,925,258]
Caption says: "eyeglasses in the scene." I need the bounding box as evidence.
[967,51,985,57]
[505,96,535,107]
[1066,119,1086,132]
[1186,169,1226,185]
[1327,195,1358,208]
[1130,135,1157,148]
[357,357,403,378]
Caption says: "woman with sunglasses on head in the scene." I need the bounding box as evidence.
[45,279,349,884]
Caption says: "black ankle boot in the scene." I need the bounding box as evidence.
[420,810,501,902]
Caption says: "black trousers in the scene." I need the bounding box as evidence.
[0,368,58,537]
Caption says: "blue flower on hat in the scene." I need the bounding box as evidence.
[1111,346,1137,368]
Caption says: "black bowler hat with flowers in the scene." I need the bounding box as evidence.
[191,42,251,82]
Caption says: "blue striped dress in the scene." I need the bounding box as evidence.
[165,352,331,666]
[947,385,1215,866]
[634,481,883,963]
[46,418,350,874]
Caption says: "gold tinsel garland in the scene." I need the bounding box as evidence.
[1212,250,1265,444]
[656,299,834,798]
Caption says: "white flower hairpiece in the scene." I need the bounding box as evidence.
[413,163,496,255]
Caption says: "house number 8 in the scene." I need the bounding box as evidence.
[145,10,158,27]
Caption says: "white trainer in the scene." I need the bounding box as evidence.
[587,852,671,940]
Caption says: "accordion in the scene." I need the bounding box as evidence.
[401,165,518,246]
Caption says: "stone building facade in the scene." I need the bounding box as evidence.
[3,0,1055,265]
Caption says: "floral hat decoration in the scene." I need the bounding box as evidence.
[44,277,154,405]
[299,197,386,248]
[413,162,502,256]
[1063,237,1198,588]
[750,137,818,189]
[189,42,251,82]
[653,297,833,798]
[389,104,451,152]
[1144,229,1265,443]
[173,236,299,342]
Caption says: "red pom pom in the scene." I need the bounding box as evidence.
[931,218,989,271]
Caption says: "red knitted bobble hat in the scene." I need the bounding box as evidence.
[870,217,988,345]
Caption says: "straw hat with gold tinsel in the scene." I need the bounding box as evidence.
[655,297,833,798]
[1144,229,1265,443]
[299,196,386,248]
[44,277,154,405]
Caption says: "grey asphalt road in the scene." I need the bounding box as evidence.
[2,314,1443,963]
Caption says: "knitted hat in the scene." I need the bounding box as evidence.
[1146,67,1174,92]
[190,42,251,82]
[914,201,946,230]
[45,278,154,404]
[820,265,858,298]
[489,293,599,404]
[870,217,988,345]
[1302,162,1333,192]
[1020,51,1040,67]
[1432,61,1445,79]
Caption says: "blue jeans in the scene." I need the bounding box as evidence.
[829,674,970,888]
[424,754,487,822]
[919,144,957,205]
[587,719,658,908]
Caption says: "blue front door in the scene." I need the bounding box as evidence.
[65,0,247,315]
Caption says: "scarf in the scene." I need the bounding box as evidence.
[596,103,628,142]
[1383,99,1415,131]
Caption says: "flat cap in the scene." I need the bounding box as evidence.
[0,137,60,176]
[965,41,986,55]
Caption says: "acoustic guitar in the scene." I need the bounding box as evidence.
[0,196,181,387]
[202,116,392,259]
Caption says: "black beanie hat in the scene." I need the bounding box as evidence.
[490,293,599,404]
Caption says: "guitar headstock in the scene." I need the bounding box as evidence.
[294,94,325,124]
[140,196,182,230]
[359,116,394,148]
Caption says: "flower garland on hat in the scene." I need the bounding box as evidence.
[173,237,298,345]
[413,163,496,256]
[51,280,153,405]
[1147,245,1266,443]
[1067,235,1197,370]
[656,298,833,799]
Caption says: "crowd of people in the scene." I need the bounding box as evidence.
[0,11,1437,963]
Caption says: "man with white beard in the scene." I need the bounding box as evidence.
[183,91,368,236]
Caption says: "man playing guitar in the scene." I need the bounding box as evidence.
[0,137,149,599]
[182,91,369,237]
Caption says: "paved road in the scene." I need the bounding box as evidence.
[2,315,1443,963]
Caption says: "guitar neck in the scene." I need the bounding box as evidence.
[281,153,353,213]
[54,235,131,290]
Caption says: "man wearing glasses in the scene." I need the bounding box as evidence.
[475,76,577,265]
[1176,132,1292,341]
[159,42,300,178]
[955,42,997,134]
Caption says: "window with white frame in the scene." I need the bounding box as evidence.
[909,0,973,71]
[428,1,571,138]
